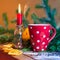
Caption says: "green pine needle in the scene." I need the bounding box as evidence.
[35,4,45,8]
[2,13,8,29]
[31,13,40,24]
[25,7,30,18]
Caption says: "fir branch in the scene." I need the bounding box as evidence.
[2,13,8,29]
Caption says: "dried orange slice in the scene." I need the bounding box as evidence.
[2,47,13,53]
[8,49,23,55]
[3,43,14,48]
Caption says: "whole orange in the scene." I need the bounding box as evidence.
[22,28,30,41]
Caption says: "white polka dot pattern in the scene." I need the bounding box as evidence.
[41,49,44,51]
[49,30,50,32]
[30,27,32,29]
[45,45,47,48]
[33,49,36,51]
[44,26,46,29]
[36,31,39,34]
[32,42,35,45]
[36,46,39,49]
[37,40,40,43]
[31,35,33,38]
[47,38,49,40]
[29,26,51,52]
[42,42,45,45]
[43,35,46,38]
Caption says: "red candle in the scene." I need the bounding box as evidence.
[17,4,22,25]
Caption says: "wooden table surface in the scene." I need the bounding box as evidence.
[0,50,33,60]
[13,54,33,60]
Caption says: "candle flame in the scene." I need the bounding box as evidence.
[18,4,21,13]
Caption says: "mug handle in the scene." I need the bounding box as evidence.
[49,26,56,43]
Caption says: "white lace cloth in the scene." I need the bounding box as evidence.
[23,52,60,60]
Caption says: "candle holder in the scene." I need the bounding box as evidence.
[14,25,23,49]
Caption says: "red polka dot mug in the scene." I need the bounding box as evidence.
[28,24,56,52]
